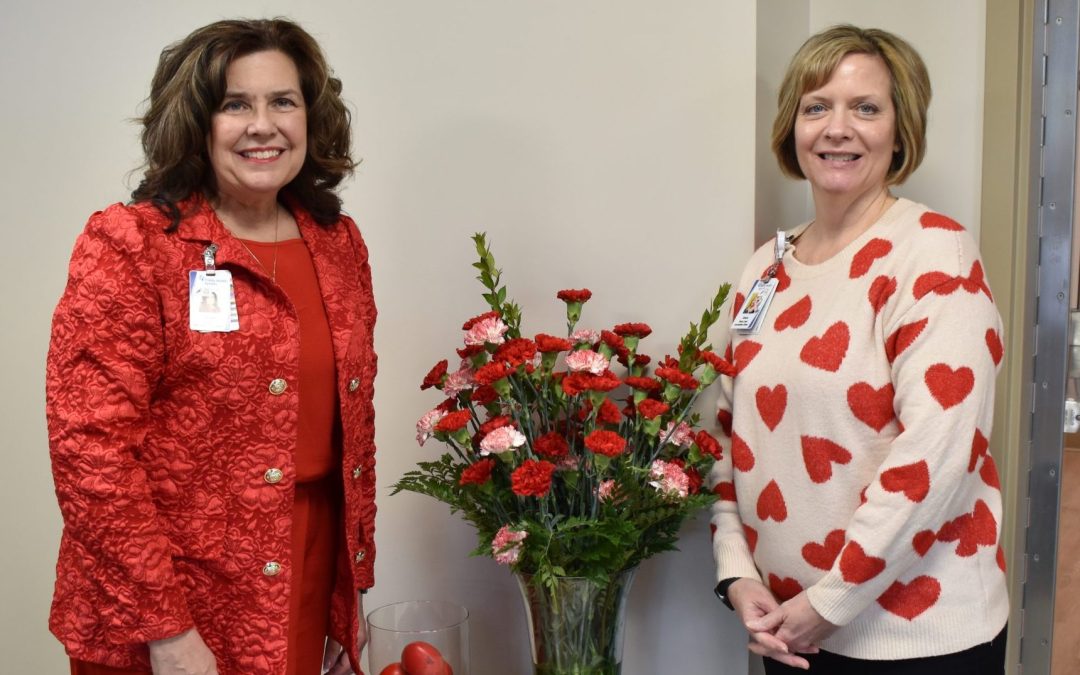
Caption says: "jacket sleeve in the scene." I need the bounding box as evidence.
[805,240,1003,626]
[345,216,378,590]
[47,208,194,643]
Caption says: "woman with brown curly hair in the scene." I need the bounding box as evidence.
[47,18,376,675]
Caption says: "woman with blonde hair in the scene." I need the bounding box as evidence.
[709,25,1008,673]
[47,18,377,675]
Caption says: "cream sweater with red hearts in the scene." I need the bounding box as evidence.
[708,198,1009,660]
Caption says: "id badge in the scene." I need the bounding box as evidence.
[731,278,778,334]
[189,270,239,332]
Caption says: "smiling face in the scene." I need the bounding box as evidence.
[207,49,307,204]
[794,53,897,201]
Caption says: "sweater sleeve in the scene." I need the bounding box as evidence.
[47,208,194,643]
[805,241,1002,626]
[707,279,767,584]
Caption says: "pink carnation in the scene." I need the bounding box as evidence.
[492,525,528,565]
[569,328,599,344]
[564,349,611,375]
[597,480,617,502]
[660,421,694,448]
[649,459,690,499]
[464,316,509,346]
[443,362,476,397]
[479,426,527,455]
[416,407,449,446]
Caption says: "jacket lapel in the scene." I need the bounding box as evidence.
[295,207,358,369]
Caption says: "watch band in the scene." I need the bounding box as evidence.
[714,577,740,611]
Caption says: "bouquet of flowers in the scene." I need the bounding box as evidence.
[395,234,733,591]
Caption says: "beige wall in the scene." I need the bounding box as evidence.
[0,1,755,673]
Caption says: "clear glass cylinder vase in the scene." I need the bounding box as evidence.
[367,599,470,674]
[515,568,637,675]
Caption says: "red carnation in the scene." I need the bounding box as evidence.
[421,359,449,390]
[636,398,670,420]
[557,289,592,303]
[659,355,680,369]
[597,398,622,424]
[474,361,514,386]
[695,429,722,460]
[436,398,458,413]
[656,367,699,390]
[479,415,514,436]
[459,458,496,486]
[624,376,661,392]
[457,344,486,359]
[435,409,472,433]
[633,354,651,366]
[511,459,557,497]
[535,334,573,353]
[470,385,498,406]
[613,322,652,338]
[534,431,570,458]
[585,430,627,457]
[462,310,500,330]
[700,350,737,377]
[495,338,537,367]
[562,371,621,397]
[600,330,627,352]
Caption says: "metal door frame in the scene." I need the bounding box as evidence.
[1019,1,1079,672]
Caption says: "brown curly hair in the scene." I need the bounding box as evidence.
[771,25,931,186]
[132,18,355,228]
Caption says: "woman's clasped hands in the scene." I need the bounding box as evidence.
[728,579,837,671]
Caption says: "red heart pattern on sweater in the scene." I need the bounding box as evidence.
[867,275,897,315]
[734,340,763,375]
[716,408,732,436]
[847,382,895,432]
[914,261,992,300]
[924,364,975,409]
[839,540,886,584]
[980,456,1001,489]
[802,529,846,570]
[920,212,965,231]
[731,292,745,320]
[880,460,930,502]
[768,573,803,602]
[743,524,759,553]
[731,432,756,472]
[937,499,996,557]
[996,546,1007,573]
[969,429,989,472]
[885,317,928,364]
[985,328,1003,366]
[713,481,736,501]
[774,262,791,292]
[774,295,812,331]
[757,480,787,522]
[850,238,893,278]
[912,530,936,556]
[800,322,850,372]
[877,576,941,620]
[801,436,852,483]
[756,385,787,431]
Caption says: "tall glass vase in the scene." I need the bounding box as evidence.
[515,567,637,675]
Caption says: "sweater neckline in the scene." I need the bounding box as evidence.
[781,198,917,280]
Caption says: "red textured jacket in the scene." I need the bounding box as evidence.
[46,195,377,673]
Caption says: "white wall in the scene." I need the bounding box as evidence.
[0,2,754,674]
[755,0,986,248]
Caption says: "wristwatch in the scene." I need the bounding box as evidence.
[714,577,740,610]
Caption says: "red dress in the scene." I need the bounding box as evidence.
[56,193,380,669]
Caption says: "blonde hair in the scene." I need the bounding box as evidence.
[771,25,931,185]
